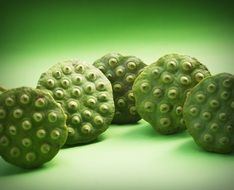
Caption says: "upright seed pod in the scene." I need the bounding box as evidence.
[133,53,211,134]
[93,53,146,124]
[37,60,115,145]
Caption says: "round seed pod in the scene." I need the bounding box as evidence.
[184,73,234,154]
[37,60,114,145]
[93,53,146,124]
[133,53,211,134]
[0,87,67,169]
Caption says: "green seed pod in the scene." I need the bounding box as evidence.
[184,73,234,154]
[0,87,67,169]
[93,53,146,124]
[37,60,115,145]
[133,53,211,134]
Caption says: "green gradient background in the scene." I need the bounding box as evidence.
[0,0,233,190]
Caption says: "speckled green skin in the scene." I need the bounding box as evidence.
[183,73,234,154]
[133,54,211,134]
[93,53,146,124]
[0,87,67,169]
[37,60,115,145]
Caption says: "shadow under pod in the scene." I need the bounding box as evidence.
[175,138,234,157]
[0,159,55,177]
[62,134,106,149]
[121,122,190,141]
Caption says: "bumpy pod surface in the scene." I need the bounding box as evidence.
[37,60,114,145]
[93,53,146,124]
[183,73,234,153]
[133,54,211,134]
[0,87,67,168]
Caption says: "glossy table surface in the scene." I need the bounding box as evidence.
[0,1,233,190]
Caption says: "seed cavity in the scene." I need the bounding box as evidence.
[0,108,6,119]
[48,112,58,123]
[22,120,32,130]
[160,118,171,127]
[219,113,227,121]
[72,75,83,85]
[222,78,232,88]
[61,79,70,88]
[202,112,212,120]
[108,58,118,67]
[41,144,51,154]
[9,125,17,135]
[195,72,204,82]
[167,60,177,71]
[84,84,95,94]
[13,109,23,119]
[35,98,46,108]
[180,76,190,85]
[94,116,104,125]
[87,97,96,107]
[207,84,216,93]
[127,92,134,101]
[75,64,85,73]
[47,79,55,88]
[209,99,220,108]
[182,61,192,71]
[71,115,81,124]
[220,91,230,100]
[193,122,202,130]
[96,82,105,91]
[98,93,108,101]
[53,70,62,79]
[22,138,32,147]
[219,137,229,145]
[83,110,92,120]
[99,104,109,114]
[20,94,30,104]
[68,100,78,111]
[115,67,125,76]
[113,83,122,92]
[55,89,64,99]
[167,88,178,99]
[175,106,183,115]
[72,87,82,97]
[159,103,170,113]
[87,72,96,81]
[5,97,15,106]
[162,74,173,84]
[129,106,137,115]
[117,98,126,107]
[51,129,60,140]
[62,65,72,75]
[33,112,43,122]
[127,61,136,70]
[210,123,219,132]
[196,93,206,103]
[143,101,154,113]
[140,82,151,93]
[26,152,36,162]
[36,129,46,138]
[152,68,161,78]
[0,136,9,147]
[203,134,213,143]
[125,75,135,83]
[152,88,163,98]
[189,107,199,116]
[10,147,20,157]
[68,127,75,136]
[81,124,93,134]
